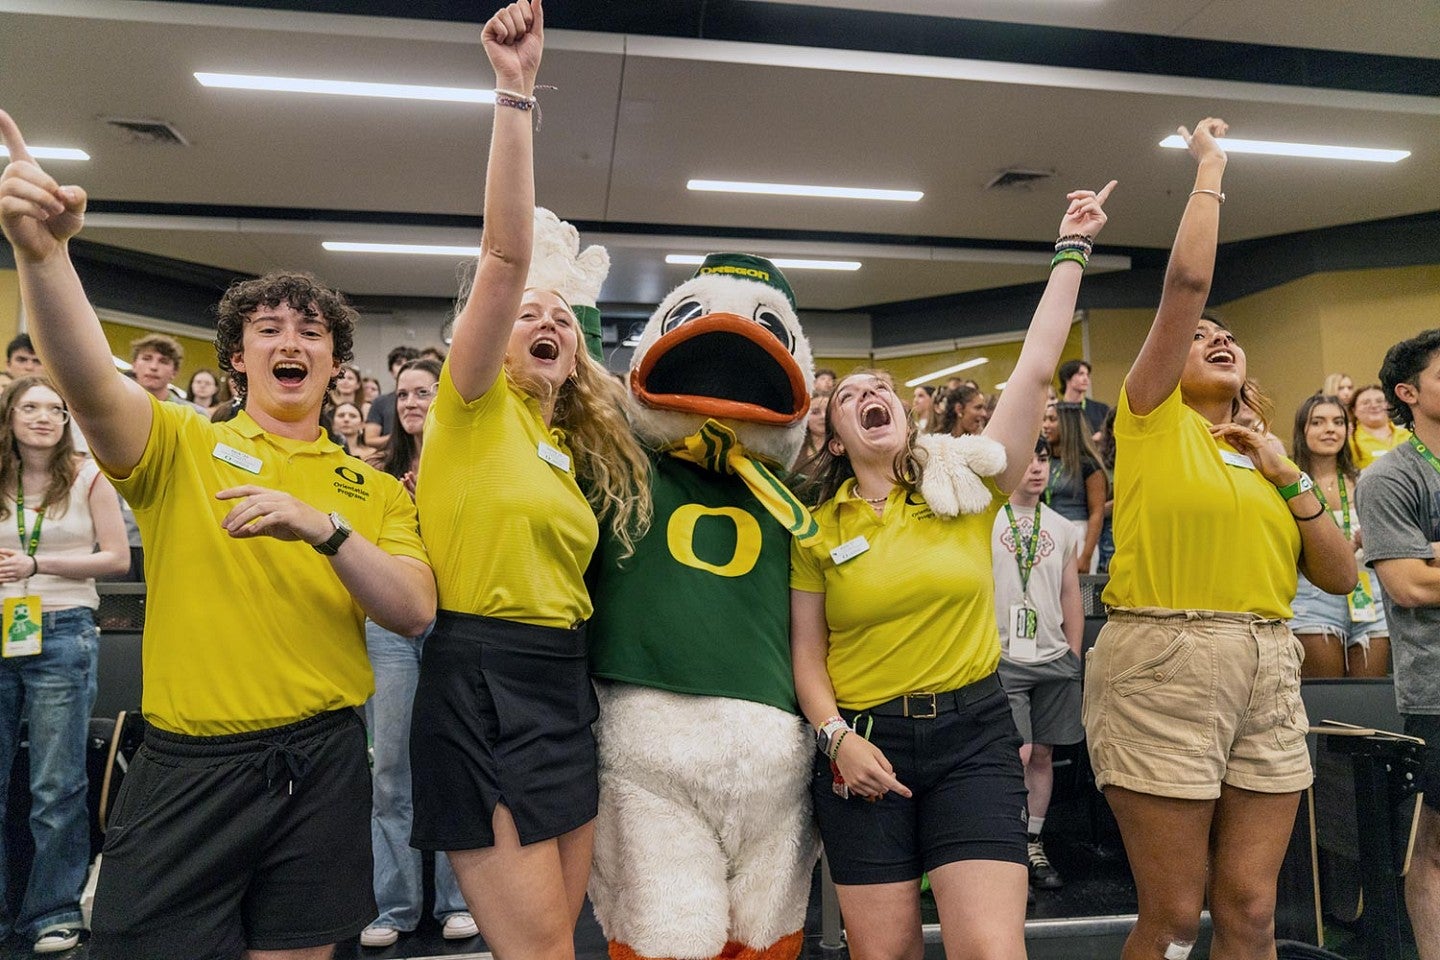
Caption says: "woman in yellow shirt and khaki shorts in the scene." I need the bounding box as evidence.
[1084,118,1357,960]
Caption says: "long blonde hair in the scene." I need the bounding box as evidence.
[508,335,652,561]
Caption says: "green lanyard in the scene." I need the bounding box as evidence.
[1004,503,1043,596]
[14,488,43,559]
[1043,459,1058,505]
[1410,434,1440,477]
[1312,473,1352,539]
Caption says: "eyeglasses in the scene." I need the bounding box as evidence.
[395,387,437,403]
[16,402,69,424]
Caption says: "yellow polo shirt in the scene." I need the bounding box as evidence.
[1102,384,1300,619]
[103,396,429,735]
[791,479,1004,710]
[415,363,598,627]
[1352,424,1412,470]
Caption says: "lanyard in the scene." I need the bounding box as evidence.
[1410,434,1440,477]
[1003,503,1042,596]
[1043,459,1058,505]
[1313,473,1352,539]
[14,488,43,559]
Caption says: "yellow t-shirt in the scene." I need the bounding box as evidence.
[1102,384,1301,618]
[103,397,429,735]
[416,363,598,627]
[790,479,1004,710]
[1352,423,1412,471]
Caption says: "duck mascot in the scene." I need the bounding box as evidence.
[586,254,821,960]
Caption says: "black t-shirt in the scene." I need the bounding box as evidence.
[366,391,398,437]
[1045,455,1100,522]
[1080,398,1111,436]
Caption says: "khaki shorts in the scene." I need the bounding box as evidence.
[1083,607,1312,800]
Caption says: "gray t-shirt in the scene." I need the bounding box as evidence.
[1356,440,1440,714]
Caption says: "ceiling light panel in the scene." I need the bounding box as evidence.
[1158,134,1410,163]
[196,73,495,104]
[0,146,89,161]
[904,357,989,388]
[664,254,861,271]
[687,179,923,202]
[323,241,480,256]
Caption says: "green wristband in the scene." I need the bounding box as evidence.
[1051,250,1088,270]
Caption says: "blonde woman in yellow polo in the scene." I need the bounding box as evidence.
[790,179,1115,960]
[407,4,649,959]
[1084,118,1357,960]
[1351,383,1412,469]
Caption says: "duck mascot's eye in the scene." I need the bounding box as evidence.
[753,305,794,353]
[662,299,706,334]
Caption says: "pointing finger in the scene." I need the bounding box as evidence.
[1095,179,1118,205]
[0,111,36,166]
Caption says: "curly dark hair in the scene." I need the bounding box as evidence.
[1378,329,1440,429]
[213,273,357,399]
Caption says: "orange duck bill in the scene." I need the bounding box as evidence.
[630,313,809,426]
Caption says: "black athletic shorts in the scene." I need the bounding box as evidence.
[89,708,374,960]
[1404,713,1440,812]
[814,674,1029,885]
[410,610,600,849]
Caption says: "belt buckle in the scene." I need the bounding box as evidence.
[904,691,937,719]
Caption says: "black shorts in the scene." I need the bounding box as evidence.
[815,674,1029,885]
[410,610,600,849]
[1403,714,1440,812]
[89,708,374,960]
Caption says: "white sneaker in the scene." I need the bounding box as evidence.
[359,925,400,948]
[33,928,81,954]
[442,913,479,940]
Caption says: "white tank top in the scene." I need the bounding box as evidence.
[0,460,103,611]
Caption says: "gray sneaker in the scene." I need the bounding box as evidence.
[1027,838,1063,889]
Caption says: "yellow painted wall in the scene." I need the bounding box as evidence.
[1086,264,1440,435]
[0,269,19,346]
[99,320,220,386]
[813,323,1085,396]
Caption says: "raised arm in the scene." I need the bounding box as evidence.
[0,112,153,472]
[985,181,1116,493]
[1124,118,1228,415]
[447,0,544,402]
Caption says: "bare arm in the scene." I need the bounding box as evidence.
[985,182,1116,493]
[1059,557,1085,658]
[1373,557,1440,608]
[0,111,153,473]
[1078,468,1105,571]
[216,484,436,637]
[790,588,909,800]
[1125,118,1228,416]
[1212,422,1358,596]
[33,474,131,580]
[447,0,544,403]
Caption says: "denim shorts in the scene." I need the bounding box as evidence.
[1083,607,1312,800]
[1289,571,1389,646]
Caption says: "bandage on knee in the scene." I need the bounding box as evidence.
[1163,940,1195,960]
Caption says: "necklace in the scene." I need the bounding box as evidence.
[858,489,891,505]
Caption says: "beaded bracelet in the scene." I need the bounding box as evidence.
[1054,241,1092,255]
[1051,249,1088,270]
[828,729,850,761]
[494,86,554,130]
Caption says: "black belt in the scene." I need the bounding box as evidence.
[851,673,1003,719]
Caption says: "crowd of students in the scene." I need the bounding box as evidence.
[0,2,1438,958]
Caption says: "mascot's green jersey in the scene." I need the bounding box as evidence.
[588,454,798,713]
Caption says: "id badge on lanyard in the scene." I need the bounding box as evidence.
[2,596,42,657]
[1347,572,1380,623]
[1009,603,1040,662]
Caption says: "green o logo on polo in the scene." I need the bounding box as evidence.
[666,504,762,578]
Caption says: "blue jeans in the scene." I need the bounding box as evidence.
[0,606,99,940]
[364,621,466,930]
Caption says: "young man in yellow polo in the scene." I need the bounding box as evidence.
[0,111,436,960]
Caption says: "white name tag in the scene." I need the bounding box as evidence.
[1220,450,1256,470]
[212,443,262,474]
[538,441,571,473]
[829,536,870,566]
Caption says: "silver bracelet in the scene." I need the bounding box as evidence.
[1190,188,1225,204]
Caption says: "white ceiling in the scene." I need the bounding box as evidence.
[1,0,1436,312]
